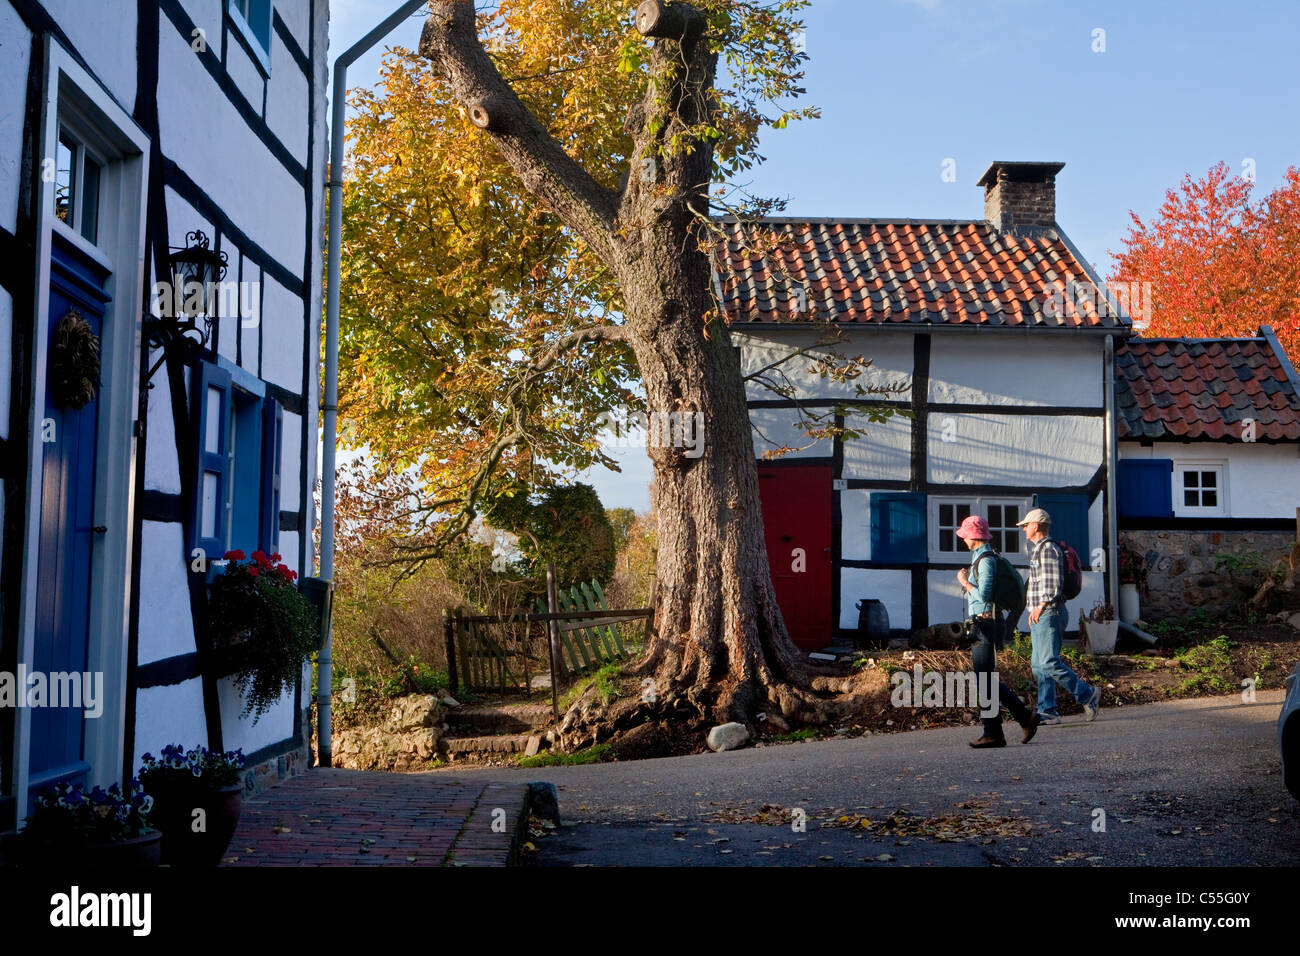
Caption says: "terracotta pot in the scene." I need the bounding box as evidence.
[149,783,244,867]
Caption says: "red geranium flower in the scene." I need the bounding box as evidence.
[248,566,260,578]
[276,563,297,581]
[224,550,246,561]
[251,550,272,569]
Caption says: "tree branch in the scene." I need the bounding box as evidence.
[420,2,621,266]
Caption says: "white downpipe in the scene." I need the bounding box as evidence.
[318,0,428,767]
[1104,334,1120,612]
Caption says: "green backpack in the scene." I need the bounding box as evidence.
[974,550,1027,628]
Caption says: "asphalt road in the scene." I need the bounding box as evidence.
[443,691,1299,866]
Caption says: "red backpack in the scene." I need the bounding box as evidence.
[1056,541,1084,600]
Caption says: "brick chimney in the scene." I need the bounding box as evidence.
[977,161,1065,234]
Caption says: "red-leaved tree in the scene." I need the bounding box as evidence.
[1108,161,1300,362]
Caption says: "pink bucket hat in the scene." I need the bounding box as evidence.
[955,515,992,541]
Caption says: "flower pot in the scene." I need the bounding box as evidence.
[20,829,162,868]
[1085,619,1119,655]
[150,783,243,867]
[1119,583,1141,624]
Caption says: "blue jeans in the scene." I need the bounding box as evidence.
[1030,605,1094,716]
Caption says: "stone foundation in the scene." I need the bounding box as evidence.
[1120,529,1297,621]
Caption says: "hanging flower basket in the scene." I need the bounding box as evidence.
[205,550,318,721]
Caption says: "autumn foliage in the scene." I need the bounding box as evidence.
[1109,162,1300,361]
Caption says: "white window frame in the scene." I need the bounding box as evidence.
[983,498,1028,558]
[932,497,974,559]
[929,495,1034,564]
[227,0,273,75]
[1173,461,1227,517]
[15,38,150,823]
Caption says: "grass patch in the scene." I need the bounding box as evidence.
[517,743,613,768]
[1174,635,1235,672]
[558,662,624,710]
[771,728,818,742]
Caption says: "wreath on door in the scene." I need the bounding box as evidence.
[49,309,101,410]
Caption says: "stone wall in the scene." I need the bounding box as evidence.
[1120,529,1297,621]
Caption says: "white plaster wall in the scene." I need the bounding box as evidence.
[133,679,209,772]
[928,334,1104,407]
[0,286,11,439]
[750,405,831,459]
[927,570,967,626]
[276,0,311,52]
[266,27,309,160]
[239,254,262,373]
[177,0,222,49]
[259,271,303,390]
[734,329,914,403]
[278,530,300,575]
[1120,441,1300,519]
[224,20,266,113]
[0,2,31,234]
[156,23,305,268]
[40,0,137,109]
[143,371,182,493]
[218,675,294,751]
[137,521,198,664]
[163,186,215,263]
[928,414,1103,487]
[840,568,911,630]
[840,489,870,561]
[280,409,301,511]
[839,410,912,480]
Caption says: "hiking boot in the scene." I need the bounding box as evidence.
[1021,713,1040,744]
[1035,712,1061,725]
[1084,687,1102,721]
[969,734,1007,749]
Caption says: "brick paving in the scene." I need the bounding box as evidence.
[221,768,530,867]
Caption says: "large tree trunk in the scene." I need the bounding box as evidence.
[421,0,834,745]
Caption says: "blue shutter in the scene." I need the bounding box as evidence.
[1035,493,1088,555]
[260,397,283,554]
[870,492,926,563]
[1117,459,1173,518]
[193,362,232,563]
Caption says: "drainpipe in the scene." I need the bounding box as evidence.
[1104,334,1120,612]
[319,0,427,767]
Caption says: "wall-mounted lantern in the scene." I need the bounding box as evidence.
[144,229,228,380]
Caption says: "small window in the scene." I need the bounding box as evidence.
[1175,463,1225,516]
[986,502,1021,555]
[53,125,104,244]
[228,0,273,72]
[935,500,973,555]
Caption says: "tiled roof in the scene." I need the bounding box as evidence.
[1115,336,1300,441]
[713,218,1128,328]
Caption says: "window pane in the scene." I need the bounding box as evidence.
[1183,471,1199,489]
[205,386,223,452]
[201,472,219,538]
[1201,471,1217,488]
[80,155,101,244]
[939,504,953,527]
[988,505,1002,527]
[1203,490,1217,507]
[940,530,954,552]
[1006,534,1019,554]
[55,131,76,225]
[1006,505,1019,526]
[957,504,971,522]
[1184,489,1198,507]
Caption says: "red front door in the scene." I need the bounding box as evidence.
[756,464,832,651]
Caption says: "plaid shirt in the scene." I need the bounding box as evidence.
[1026,537,1063,609]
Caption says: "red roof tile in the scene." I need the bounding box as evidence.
[1115,336,1300,442]
[713,219,1127,328]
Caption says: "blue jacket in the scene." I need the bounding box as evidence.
[965,544,997,616]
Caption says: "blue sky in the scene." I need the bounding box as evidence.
[329,0,1300,513]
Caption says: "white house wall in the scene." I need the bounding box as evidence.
[840,412,913,481]
[0,2,29,234]
[1120,440,1300,519]
[733,329,915,403]
[928,413,1103,487]
[840,568,911,630]
[749,405,832,458]
[0,0,329,815]
[928,334,1103,407]
[137,522,197,666]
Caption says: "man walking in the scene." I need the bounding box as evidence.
[1018,508,1101,723]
